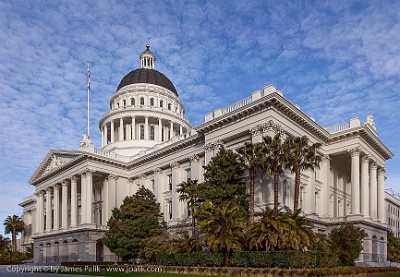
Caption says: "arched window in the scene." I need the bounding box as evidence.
[168,103,172,110]
[150,98,154,106]
[131,98,135,106]
[140,125,144,139]
[150,126,155,140]
[160,100,163,108]
[140,97,145,106]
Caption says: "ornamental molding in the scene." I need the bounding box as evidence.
[370,162,378,170]
[361,155,370,164]
[127,177,134,183]
[45,154,66,172]
[249,120,284,136]
[378,167,386,174]
[321,154,331,163]
[107,174,119,181]
[204,140,223,152]
[71,175,78,183]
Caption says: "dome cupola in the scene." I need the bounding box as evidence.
[140,44,155,69]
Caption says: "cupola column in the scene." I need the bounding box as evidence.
[110,121,115,143]
[104,124,108,146]
[170,121,174,139]
[145,116,149,140]
[119,118,124,141]
[180,125,183,136]
[158,118,163,141]
[131,116,136,140]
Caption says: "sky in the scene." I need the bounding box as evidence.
[0,0,399,238]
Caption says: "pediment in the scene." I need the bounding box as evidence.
[29,150,83,184]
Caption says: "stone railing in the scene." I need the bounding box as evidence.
[325,118,361,133]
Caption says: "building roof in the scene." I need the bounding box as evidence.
[117,68,178,95]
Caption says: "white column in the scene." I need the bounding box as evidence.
[377,167,386,223]
[171,162,181,220]
[170,121,174,139]
[102,178,108,224]
[70,176,78,228]
[45,188,52,232]
[179,125,183,136]
[145,116,149,140]
[53,184,60,230]
[104,124,108,146]
[350,148,361,215]
[158,118,162,141]
[110,121,115,143]
[119,118,124,141]
[131,116,136,140]
[107,174,118,219]
[80,172,86,224]
[361,156,370,218]
[85,169,94,224]
[36,192,45,234]
[370,162,378,220]
[308,169,316,214]
[320,155,330,217]
[61,180,68,229]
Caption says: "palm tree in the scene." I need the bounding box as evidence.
[284,208,316,251]
[198,201,247,266]
[261,133,287,212]
[237,142,263,224]
[177,179,199,237]
[286,136,322,211]
[3,215,24,252]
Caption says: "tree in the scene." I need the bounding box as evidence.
[177,179,199,237]
[329,224,366,266]
[196,146,247,209]
[387,231,400,263]
[3,215,24,252]
[237,142,263,224]
[198,201,247,266]
[286,136,322,211]
[261,133,287,212]
[103,187,163,261]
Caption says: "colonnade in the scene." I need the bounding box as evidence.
[101,116,186,147]
[35,169,95,235]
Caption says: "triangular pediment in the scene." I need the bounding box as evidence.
[29,150,83,184]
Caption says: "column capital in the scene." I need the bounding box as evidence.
[82,168,95,176]
[361,155,370,164]
[71,175,78,183]
[154,167,163,175]
[250,126,262,136]
[378,167,386,174]
[189,154,200,163]
[62,179,70,186]
[170,161,180,169]
[370,162,378,170]
[140,173,147,180]
[46,187,53,192]
[349,147,360,157]
[321,154,330,162]
[128,177,134,183]
[107,174,119,181]
[53,184,61,190]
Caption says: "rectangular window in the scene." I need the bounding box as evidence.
[168,174,172,191]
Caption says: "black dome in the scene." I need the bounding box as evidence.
[117,68,178,95]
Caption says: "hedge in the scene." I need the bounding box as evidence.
[156,251,340,268]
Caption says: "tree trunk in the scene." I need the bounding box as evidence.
[12,227,16,252]
[249,165,255,224]
[223,249,229,266]
[274,163,279,212]
[294,165,301,211]
[191,207,196,238]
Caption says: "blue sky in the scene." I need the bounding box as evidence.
[0,0,399,238]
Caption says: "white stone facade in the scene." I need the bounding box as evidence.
[19,46,394,265]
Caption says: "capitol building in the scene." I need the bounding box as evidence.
[19,46,395,264]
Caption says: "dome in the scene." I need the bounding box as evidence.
[117,68,178,95]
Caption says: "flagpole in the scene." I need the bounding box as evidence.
[87,61,90,137]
